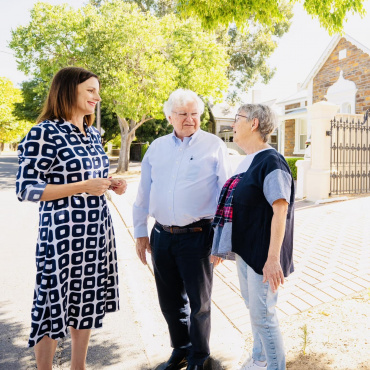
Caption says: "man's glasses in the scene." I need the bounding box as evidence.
[172,111,200,119]
[234,114,249,123]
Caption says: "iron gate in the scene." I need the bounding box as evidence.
[329,110,370,195]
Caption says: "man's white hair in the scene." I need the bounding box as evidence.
[163,89,205,121]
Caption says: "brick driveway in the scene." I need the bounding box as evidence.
[212,196,370,331]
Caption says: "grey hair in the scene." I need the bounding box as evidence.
[163,89,205,121]
[237,104,277,143]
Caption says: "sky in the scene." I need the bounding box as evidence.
[0,0,370,102]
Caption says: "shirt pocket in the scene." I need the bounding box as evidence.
[185,156,202,180]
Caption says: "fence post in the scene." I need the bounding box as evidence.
[305,101,340,201]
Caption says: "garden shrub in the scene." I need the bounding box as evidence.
[285,157,304,180]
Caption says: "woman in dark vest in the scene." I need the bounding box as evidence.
[212,104,294,370]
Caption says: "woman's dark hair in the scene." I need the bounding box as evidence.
[37,67,100,127]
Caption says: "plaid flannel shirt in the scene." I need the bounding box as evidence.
[212,173,244,227]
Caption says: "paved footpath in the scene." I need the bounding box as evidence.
[1,152,369,369]
[110,167,370,340]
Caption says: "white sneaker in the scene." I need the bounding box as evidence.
[240,355,267,370]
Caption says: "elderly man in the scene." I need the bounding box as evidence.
[133,89,230,370]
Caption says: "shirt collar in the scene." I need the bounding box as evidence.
[53,118,90,135]
[171,129,201,146]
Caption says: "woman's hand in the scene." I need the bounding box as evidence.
[84,178,112,196]
[262,258,284,293]
[109,177,127,195]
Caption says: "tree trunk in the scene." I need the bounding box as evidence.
[115,115,153,173]
[207,102,217,134]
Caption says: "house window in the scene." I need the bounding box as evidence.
[268,128,278,150]
[339,49,347,60]
[294,119,307,154]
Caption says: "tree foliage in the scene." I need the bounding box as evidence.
[135,118,173,143]
[10,0,229,172]
[13,78,46,122]
[176,0,365,35]
[0,77,33,143]
[126,0,293,102]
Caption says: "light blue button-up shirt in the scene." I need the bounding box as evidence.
[133,129,231,238]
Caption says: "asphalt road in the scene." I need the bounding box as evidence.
[0,154,19,190]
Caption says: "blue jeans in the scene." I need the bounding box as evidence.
[235,254,286,370]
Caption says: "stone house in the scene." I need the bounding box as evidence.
[275,33,370,157]
[212,34,370,157]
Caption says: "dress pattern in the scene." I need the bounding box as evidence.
[16,119,119,347]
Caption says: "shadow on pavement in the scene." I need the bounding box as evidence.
[86,336,126,369]
[0,302,36,370]
[153,356,224,370]
[0,300,137,370]
[51,327,132,369]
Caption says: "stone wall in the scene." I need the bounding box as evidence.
[313,37,370,114]
[285,103,301,111]
[284,119,295,156]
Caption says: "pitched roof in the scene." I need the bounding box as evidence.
[301,34,370,89]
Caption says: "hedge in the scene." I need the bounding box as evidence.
[285,157,304,180]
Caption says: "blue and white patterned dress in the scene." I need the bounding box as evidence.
[16,118,119,347]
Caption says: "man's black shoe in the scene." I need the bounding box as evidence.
[186,365,203,370]
[163,351,188,369]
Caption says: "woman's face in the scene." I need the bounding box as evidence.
[75,77,101,117]
[232,110,252,147]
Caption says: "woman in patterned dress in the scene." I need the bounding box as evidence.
[16,67,126,369]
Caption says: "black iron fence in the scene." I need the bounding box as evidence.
[329,110,370,195]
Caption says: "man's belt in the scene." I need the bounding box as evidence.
[155,219,212,234]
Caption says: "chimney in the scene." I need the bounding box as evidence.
[252,90,262,104]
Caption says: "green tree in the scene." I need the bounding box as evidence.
[10,1,229,172]
[99,105,120,145]
[13,78,46,122]
[125,0,293,101]
[176,0,365,35]
[135,118,172,143]
[223,2,292,101]
[0,77,33,144]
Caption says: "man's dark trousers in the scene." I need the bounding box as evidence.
[150,222,213,366]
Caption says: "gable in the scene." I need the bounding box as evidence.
[302,34,370,90]
[312,37,370,113]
